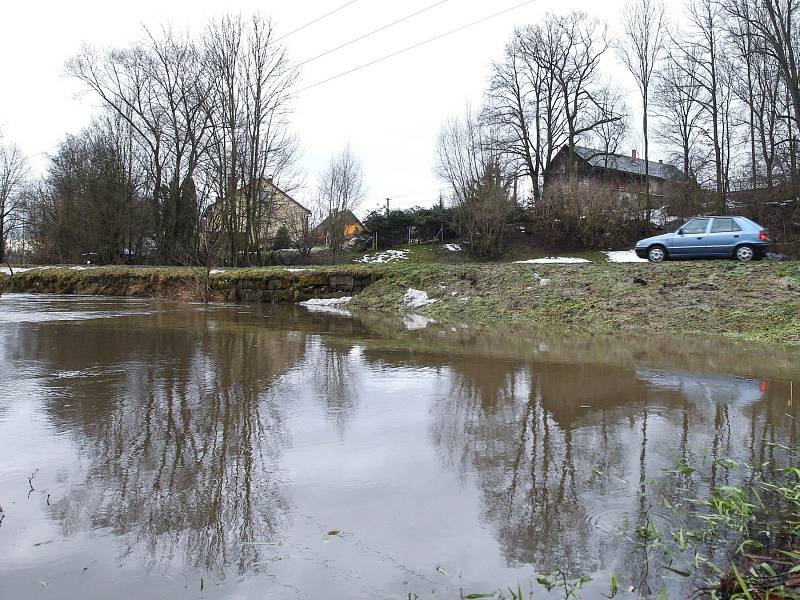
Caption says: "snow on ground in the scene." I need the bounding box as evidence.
[605,250,647,263]
[403,288,437,309]
[209,269,225,275]
[300,297,353,307]
[0,266,36,275]
[286,268,307,272]
[514,257,591,264]
[443,243,462,252]
[356,249,410,264]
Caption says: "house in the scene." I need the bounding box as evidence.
[312,210,368,246]
[203,177,311,250]
[544,145,688,202]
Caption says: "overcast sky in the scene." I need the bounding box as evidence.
[0,0,680,215]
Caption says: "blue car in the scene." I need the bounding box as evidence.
[635,216,770,262]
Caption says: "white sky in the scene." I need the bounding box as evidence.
[0,0,681,215]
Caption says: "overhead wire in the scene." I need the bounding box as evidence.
[296,0,537,92]
[298,0,451,67]
[276,0,360,42]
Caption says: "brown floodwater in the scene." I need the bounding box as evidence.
[0,294,798,600]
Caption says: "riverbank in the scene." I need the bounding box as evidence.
[2,260,799,344]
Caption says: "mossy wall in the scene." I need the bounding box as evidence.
[0,267,383,304]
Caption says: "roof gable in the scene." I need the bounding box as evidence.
[235,178,311,214]
[313,209,365,233]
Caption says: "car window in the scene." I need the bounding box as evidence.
[680,218,710,234]
[710,218,742,233]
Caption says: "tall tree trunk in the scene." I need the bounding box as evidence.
[643,91,651,222]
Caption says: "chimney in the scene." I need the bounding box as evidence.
[267,175,274,186]
[659,159,663,165]
[631,149,638,162]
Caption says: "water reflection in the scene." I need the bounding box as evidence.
[0,295,797,599]
[3,303,307,578]
[426,354,797,593]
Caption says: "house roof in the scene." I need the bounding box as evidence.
[572,146,686,182]
[312,209,366,233]
[234,177,311,214]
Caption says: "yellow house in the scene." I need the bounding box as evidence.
[204,177,311,251]
[311,210,367,246]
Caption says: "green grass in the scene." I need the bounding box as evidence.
[3,257,800,345]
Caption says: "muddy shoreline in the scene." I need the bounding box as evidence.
[2,261,799,344]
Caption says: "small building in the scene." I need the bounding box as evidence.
[312,210,368,246]
[203,177,311,251]
[544,145,688,202]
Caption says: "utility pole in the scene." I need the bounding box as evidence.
[385,198,390,216]
[438,191,444,242]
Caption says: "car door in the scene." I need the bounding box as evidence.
[706,217,742,256]
[668,218,711,256]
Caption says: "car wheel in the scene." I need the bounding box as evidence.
[735,245,755,262]
[648,246,666,263]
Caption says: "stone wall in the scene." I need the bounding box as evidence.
[1,268,383,305]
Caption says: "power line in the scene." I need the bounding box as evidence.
[276,0,360,42]
[296,0,537,93]
[298,0,451,67]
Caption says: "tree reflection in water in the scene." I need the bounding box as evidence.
[428,352,799,594]
[26,308,308,577]
[2,300,798,597]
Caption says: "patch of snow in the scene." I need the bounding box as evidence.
[0,266,35,275]
[403,314,435,330]
[210,269,225,275]
[70,265,93,271]
[300,297,352,307]
[514,257,591,264]
[539,278,551,287]
[403,288,437,309]
[286,268,307,272]
[650,207,668,228]
[356,249,410,264]
[443,243,462,252]
[605,250,647,263]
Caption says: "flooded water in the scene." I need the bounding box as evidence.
[0,294,798,600]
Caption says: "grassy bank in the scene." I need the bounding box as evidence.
[2,259,799,345]
[350,260,800,345]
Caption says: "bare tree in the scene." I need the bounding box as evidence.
[529,13,622,178]
[436,108,514,258]
[590,86,630,169]
[483,28,568,203]
[723,0,800,206]
[654,51,707,179]
[617,0,667,220]
[671,0,728,212]
[66,15,299,266]
[0,141,29,263]
[203,14,299,266]
[436,107,491,205]
[316,144,365,256]
[67,25,211,261]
